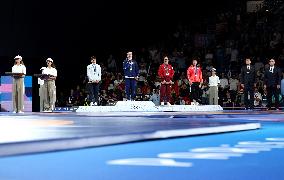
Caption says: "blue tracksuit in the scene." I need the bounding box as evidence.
[123,59,139,100]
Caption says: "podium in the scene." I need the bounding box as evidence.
[33,74,54,80]
[74,101,223,112]
[0,75,32,112]
[5,72,25,77]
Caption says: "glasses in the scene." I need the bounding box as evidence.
[164,59,168,60]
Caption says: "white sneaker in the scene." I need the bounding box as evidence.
[161,102,164,106]
[94,102,98,106]
[167,102,171,106]
[18,111,24,114]
[43,110,52,112]
[90,102,94,106]
[12,111,17,113]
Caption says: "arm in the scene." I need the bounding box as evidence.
[49,69,57,80]
[158,65,164,80]
[277,67,282,85]
[22,66,26,77]
[98,65,102,82]
[170,65,175,80]
[187,67,191,84]
[263,69,268,85]
[87,66,91,81]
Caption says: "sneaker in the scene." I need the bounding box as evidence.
[18,111,24,114]
[90,102,94,106]
[167,102,171,106]
[12,111,17,113]
[161,102,164,106]
[43,110,52,112]
[94,102,98,106]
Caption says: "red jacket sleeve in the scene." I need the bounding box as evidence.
[187,66,191,81]
[158,65,164,81]
[169,65,175,79]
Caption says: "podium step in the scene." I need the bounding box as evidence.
[74,101,223,112]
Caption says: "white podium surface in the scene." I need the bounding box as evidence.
[75,101,223,112]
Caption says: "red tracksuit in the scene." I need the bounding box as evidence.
[187,65,203,83]
[187,65,203,103]
[158,63,175,103]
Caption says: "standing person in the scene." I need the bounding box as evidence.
[42,58,57,112]
[240,57,256,110]
[38,67,46,112]
[87,56,101,106]
[11,55,26,113]
[264,58,282,110]
[187,58,203,105]
[208,68,220,105]
[123,51,139,101]
[158,56,175,105]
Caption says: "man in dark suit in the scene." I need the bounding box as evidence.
[264,58,282,110]
[240,57,256,109]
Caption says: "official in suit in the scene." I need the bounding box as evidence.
[264,58,282,110]
[240,58,256,109]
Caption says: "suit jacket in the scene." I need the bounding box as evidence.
[240,65,256,85]
[264,66,282,87]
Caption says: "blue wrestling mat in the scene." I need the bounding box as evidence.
[0,111,283,179]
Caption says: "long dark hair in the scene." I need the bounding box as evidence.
[50,62,56,68]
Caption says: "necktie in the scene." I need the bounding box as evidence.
[194,67,197,76]
[93,64,96,73]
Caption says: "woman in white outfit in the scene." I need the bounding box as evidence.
[42,58,57,112]
[11,55,26,113]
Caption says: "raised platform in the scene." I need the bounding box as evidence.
[74,101,223,112]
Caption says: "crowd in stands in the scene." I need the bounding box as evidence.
[57,4,284,108]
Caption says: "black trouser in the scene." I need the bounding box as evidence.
[191,82,201,103]
[267,85,280,109]
[244,84,254,108]
[89,83,99,104]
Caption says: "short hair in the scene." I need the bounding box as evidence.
[90,56,96,60]
[192,56,200,61]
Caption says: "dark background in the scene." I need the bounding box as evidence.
[0,0,244,110]
[0,0,240,55]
